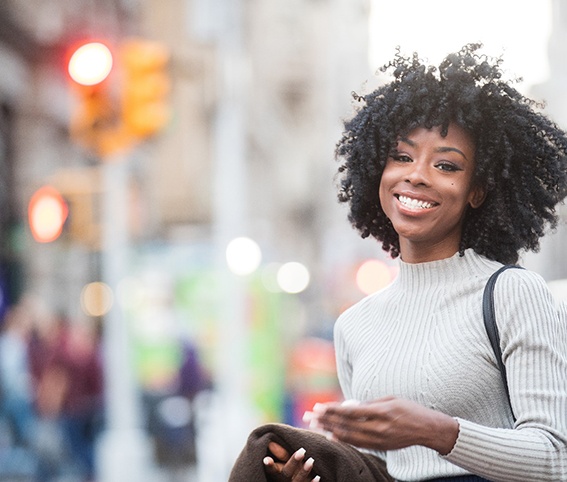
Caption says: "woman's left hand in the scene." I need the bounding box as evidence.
[263,441,321,482]
[307,396,459,455]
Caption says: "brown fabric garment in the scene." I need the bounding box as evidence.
[229,423,394,481]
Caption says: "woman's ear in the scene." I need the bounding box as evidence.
[469,185,486,209]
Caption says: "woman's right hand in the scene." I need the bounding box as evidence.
[263,441,320,482]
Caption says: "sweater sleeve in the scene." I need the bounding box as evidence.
[444,269,567,481]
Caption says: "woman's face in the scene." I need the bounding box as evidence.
[379,124,484,263]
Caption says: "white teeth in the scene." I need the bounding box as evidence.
[398,195,435,209]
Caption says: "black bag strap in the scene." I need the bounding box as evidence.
[482,265,524,421]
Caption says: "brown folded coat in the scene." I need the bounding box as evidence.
[229,423,394,481]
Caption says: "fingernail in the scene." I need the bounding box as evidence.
[263,456,272,465]
[341,399,360,406]
[303,411,315,422]
[304,457,315,471]
[294,447,306,460]
[313,477,321,482]
[309,418,321,430]
[313,403,326,413]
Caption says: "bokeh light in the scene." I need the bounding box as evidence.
[355,259,392,295]
[225,236,262,275]
[277,262,310,294]
[156,396,192,428]
[81,281,114,317]
[28,186,69,243]
[68,42,113,86]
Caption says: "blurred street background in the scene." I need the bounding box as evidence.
[0,0,566,481]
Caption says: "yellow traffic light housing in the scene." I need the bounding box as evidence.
[120,39,171,139]
[39,168,102,248]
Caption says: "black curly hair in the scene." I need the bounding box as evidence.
[335,43,567,265]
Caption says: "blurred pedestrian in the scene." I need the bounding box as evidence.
[36,319,104,482]
[0,302,37,447]
[0,301,42,481]
[231,43,567,481]
[31,312,72,480]
[149,337,211,477]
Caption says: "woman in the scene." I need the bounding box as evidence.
[233,44,567,481]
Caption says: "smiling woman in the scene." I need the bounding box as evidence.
[230,43,567,482]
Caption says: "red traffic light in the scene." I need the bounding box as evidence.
[68,42,113,86]
[28,186,69,243]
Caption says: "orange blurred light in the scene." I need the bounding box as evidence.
[68,42,113,86]
[81,281,113,317]
[120,39,171,138]
[356,259,392,295]
[28,186,69,243]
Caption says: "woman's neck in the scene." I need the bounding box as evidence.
[399,240,460,264]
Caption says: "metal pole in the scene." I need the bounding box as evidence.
[196,0,260,480]
[96,156,153,482]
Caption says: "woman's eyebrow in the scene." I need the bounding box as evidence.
[436,146,469,161]
[398,137,469,161]
[398,137,468,161]
[398,136,414,146]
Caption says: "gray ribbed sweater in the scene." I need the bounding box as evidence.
[334,249,567,481]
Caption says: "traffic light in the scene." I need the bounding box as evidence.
[120,39,171,139]
[67,41,124,156]
[52,168,101,248]
[28,186,69,243]
[68,42,113,86]
[67,38,171,156]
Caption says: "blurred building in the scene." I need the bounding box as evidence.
[2,0,566,338]
[525,0,567,283]
[0,0,374,323]
[0,0,372,479]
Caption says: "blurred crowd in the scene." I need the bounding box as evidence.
[0,295,213,482]
[0,296,104,482]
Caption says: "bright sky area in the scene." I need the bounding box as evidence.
[369,0,552,93]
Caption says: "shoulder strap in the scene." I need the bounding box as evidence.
[482,265,524,421]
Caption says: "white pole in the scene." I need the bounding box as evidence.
[96,157,153,482]
[195,0,260,480]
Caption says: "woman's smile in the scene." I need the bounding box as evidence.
[395,193,439,212]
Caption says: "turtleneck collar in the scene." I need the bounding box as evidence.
[393,249,501,291]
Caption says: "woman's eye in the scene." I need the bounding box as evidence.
[391,154,412,163]
[436,162,461,172]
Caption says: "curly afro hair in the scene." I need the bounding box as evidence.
[335,43,567,265]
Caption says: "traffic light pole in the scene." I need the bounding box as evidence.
[96,156,153,482]
[67,39,158,482]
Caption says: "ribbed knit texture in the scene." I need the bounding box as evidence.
[334,249,567,481]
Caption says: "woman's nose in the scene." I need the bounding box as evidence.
[404,159,430,186]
